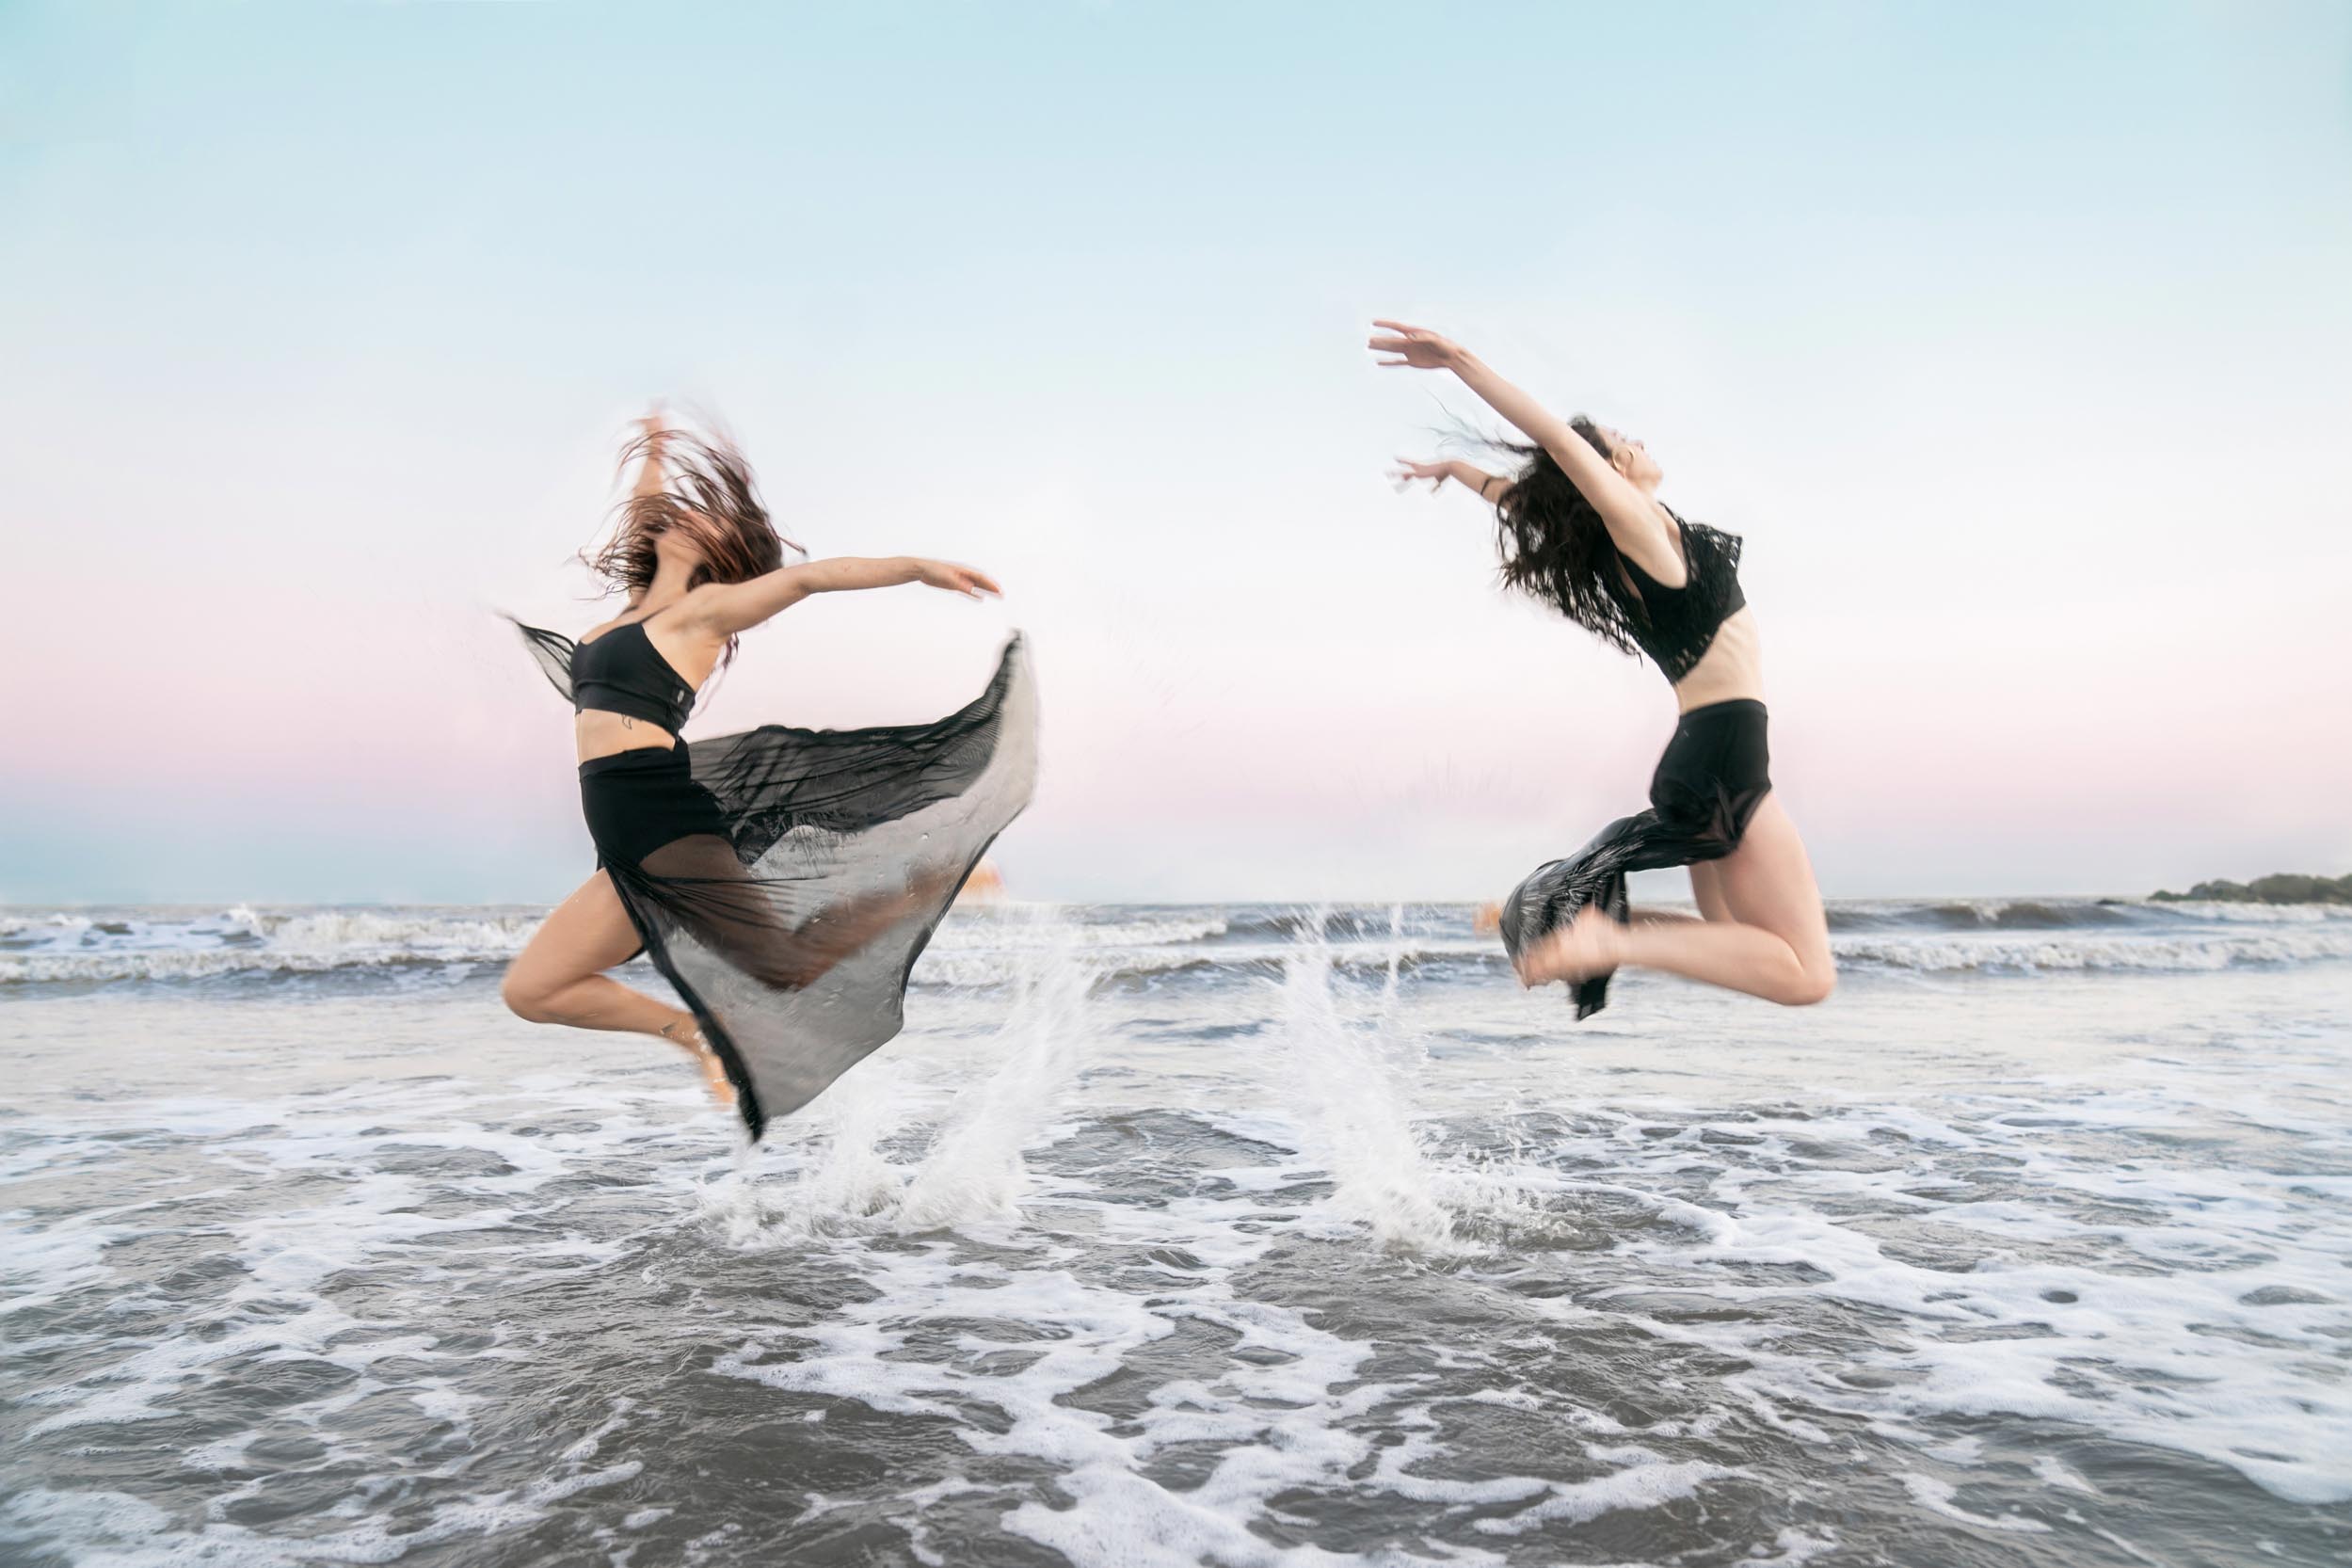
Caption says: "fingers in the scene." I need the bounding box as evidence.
[1368,319,1452,370]
[933,563,1001,599]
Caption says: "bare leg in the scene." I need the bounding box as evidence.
[502,872,736,1108]
[1594,860,1730,931]
[1688,859,1735,923]
[1522,796,1835,1006]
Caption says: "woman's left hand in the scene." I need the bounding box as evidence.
[1368,319,1464,370]
[1390,457,1451,491]
[913,559,1002,599]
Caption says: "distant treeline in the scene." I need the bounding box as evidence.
[2152,872,2352,904]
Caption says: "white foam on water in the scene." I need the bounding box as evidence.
[917,948,1204,988]
[1467,1449,1741,1536]
[1734,1527,1842,1566]
[0,906,548,986]
[12,895,2344,991]
[8,902,2348,1565]
[681,913,1800,1563]
[2031,1454,2098,1493]
[1898,1472,2054,1533]
[2146,901,2352,924]
[21,1459,652,1568]
[0,1209,135,1318]
[1469,1078,2352,1506]
[1833,924,2352,972]
[922,909,1230,951]
[710,1208,1523,1568]
[0,1071,732,1566]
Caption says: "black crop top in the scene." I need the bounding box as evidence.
[513,616,697,734]
[1608,510,1748,683]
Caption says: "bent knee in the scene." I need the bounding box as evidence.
[501,969,561,1024]
[1781,965,1836,1008]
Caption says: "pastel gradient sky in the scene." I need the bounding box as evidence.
[3,2,2347,904]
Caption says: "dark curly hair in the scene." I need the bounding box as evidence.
[1480,415,1641,658]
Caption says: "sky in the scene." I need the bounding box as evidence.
[2,1,2348,905]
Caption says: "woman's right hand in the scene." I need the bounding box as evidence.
[1368,319,1464,370]
[1390,457,1452,492]
[912,559,1002,600]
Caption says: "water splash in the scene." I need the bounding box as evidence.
[1277,907,1458,1253]
[897,916,1095,1231]
[703,909,1097,1242]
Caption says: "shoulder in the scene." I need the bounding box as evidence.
[667,579,773,638]
[1605,497,1689,577]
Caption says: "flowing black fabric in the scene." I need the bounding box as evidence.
[1498,699,1770,1018]
[520,627,1038,1139]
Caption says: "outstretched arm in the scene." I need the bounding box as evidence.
[1393,457,1512,504]
[630,411,670,499]
[684,556,1000,639]
[1369,321,1678,572]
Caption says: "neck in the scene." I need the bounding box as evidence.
[638,557,699,608]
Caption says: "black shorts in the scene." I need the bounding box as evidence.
[1498,697,1773,1019]
[1649,697,1770,834]
[578,744,730,871]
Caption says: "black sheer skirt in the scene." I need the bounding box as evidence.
[521,631,1038,1140]
[1497,698,1770,1019]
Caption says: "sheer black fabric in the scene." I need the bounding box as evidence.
[520,627,1038,1139]
[1608,510,1747,683]
[1498,699,1770,1018]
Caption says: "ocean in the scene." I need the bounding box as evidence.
[3,897,2348,1566]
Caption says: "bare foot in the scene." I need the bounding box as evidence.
[661,1017,739,1112]
[1518,903,1624,987]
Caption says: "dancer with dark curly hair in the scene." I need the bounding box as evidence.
[1374,322,1833,1017]
[504,412,1038,1138]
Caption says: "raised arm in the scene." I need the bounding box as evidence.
[1393,457,1513,505]
[683,556,1000,639]
[1370,321,1679,575]
[630,411,670,500]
